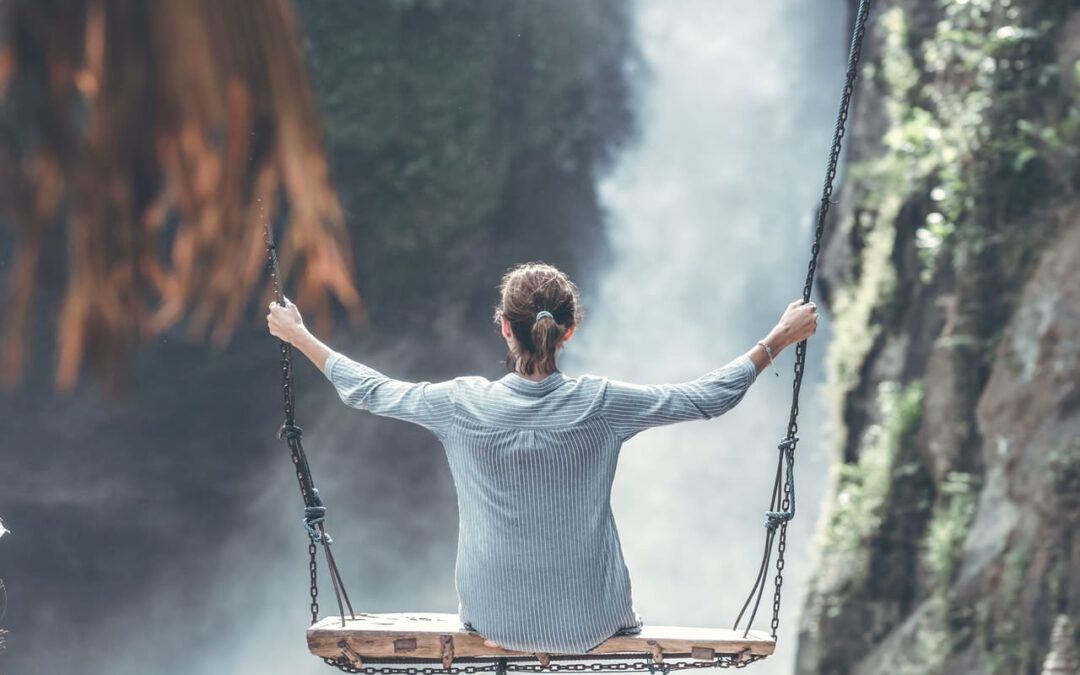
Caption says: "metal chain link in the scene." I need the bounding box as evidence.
[281,338,296,426]
[310,541,321,624]
[266,225,321,623]
[770,0,873,638]
[735,0,873,642]
[265,215,354,627]
[323,654,767,674]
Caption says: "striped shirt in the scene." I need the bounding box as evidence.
[323,352,758,654]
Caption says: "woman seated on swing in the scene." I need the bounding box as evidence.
[266,261,818,655]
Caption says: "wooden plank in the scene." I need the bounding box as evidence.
[307,612,775,662]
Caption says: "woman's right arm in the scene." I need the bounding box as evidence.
[601,299,818,440]
[266,298,334,372]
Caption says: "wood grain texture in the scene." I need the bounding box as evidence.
[307,613,775,661]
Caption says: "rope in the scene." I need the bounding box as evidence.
[732,0,873,640]
[265,215,356,627]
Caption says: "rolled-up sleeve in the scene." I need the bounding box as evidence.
[600,355,757,441]
[323,352,455,441]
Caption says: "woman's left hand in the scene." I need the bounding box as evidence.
[267,297,307,345]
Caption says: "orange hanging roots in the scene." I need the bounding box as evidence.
[0,0,365,391]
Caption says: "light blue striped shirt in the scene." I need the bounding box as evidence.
[323,352,758,654]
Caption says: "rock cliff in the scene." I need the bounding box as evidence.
[796,1,1080,673]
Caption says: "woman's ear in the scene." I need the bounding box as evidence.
[563,324,576,343]
[500,315,514,341]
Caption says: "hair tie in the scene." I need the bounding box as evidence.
[535,310,554,322]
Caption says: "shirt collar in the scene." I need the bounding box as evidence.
[498,370,567,396]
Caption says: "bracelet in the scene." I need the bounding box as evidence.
[757,340,780,377]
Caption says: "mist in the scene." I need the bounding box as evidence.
[566,2,847,673]
[0,2,848,674]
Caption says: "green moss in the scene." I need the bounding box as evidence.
[904,469,979,675]
[812,1,1077,672]
[828,218,898,397]
[853,7,937,207]
[923,471,979,588]
[1049,438,1080,518]
[902,622,951,675]
[298,0,636,255]
[850,1,1074,286]
[880,8,920,101]
[818,380,925,589]
[986,543,1035,674]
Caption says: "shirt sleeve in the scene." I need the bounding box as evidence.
[600,354,757,441]
[323,351,455,441]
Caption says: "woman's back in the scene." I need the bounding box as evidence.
[449,371,635,654]
[322,352,757,653]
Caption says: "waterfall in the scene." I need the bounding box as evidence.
[0,4,849,674]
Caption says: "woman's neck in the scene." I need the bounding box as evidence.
[516,368,557,382]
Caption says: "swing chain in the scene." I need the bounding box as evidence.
[274,298,323,622]
[323,652,767,674]
[310,540,321,624]
[734,0,873,641]
[266,218,355,628]
[769,436,795,638]
[780,0,872,639]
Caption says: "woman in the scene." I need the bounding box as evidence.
[266,261,818,655]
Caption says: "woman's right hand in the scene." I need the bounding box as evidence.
[769,299,819,349]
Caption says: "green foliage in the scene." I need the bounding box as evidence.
[820,380,925,588]
[1002,543,1032,603]
[290,1,638,331]
[816,2,1078,671]
[888,380,926,451]
[880,8,919,99]
[902,623,952,675]
[297,0,636,253]
[852,0,1077,283]
[984,543,1036,674]
[1049,438,1080,519]
[903,470,979,675]
[828,219,898,395]
[923,472,978,589]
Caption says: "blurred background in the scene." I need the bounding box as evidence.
[0,1,1077,675]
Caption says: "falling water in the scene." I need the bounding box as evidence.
[565,2,847,673]
[0,3,848,674]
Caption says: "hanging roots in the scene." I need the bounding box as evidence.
[0,0,365,390]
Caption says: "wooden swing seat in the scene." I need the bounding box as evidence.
[308,612,775,667]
